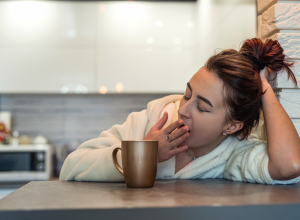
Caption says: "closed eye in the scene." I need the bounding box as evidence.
[183,95,208,112]
[184,95,190,101]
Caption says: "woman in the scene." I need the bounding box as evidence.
[59,38,300,184]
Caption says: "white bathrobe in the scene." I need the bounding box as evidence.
[59,94,300,185]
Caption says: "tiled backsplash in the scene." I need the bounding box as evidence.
[0,93,175,175]
[0,94,175,145]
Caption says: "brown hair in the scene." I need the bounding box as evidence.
[205,38,297,141]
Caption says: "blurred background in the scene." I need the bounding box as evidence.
[0,0,256,197]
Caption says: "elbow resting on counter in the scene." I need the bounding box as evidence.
[269,158,300,181]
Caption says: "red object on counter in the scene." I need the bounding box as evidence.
[0,122,6,142]
[0,122,5,132]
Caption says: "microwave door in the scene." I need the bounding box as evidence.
[0,152,45,172]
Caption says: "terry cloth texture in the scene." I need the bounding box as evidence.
[59,94,300,185]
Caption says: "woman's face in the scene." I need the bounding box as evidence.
[177,67,230,149]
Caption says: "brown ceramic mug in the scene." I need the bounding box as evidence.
[112,140,158,188]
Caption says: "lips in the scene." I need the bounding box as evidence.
[178,124,190,133]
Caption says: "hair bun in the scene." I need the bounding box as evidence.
[240,53,265,72]
[240,38,297,87]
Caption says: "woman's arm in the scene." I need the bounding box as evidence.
[59,109,149,181]
[261,77,300,180]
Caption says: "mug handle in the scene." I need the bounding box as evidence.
[112,147,124,176]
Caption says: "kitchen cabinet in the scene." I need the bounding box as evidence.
[0,48,95,93]
[0,1,96,93]
[96,2,196,93]
[0,1,256,94]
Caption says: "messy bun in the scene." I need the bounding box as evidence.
[240,38,297,86]
[205,38,297,141]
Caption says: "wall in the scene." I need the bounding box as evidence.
[257,0,300,136]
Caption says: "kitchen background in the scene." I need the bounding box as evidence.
[0,0,256,198]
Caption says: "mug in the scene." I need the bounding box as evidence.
[112,140,158,188]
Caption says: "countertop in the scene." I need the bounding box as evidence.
[1,179,300,220]
[0,177,59,200]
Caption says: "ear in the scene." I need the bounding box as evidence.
[224,121,244,135]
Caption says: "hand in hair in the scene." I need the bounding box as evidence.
[259,66,269,83]
[260,66,279,86]
[240,38,297,87]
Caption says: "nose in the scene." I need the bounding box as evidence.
[177,99,192,119]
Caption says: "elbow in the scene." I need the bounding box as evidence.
[269,160,300,180]
[289,162,300,178]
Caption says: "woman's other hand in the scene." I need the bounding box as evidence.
[144,111,189,163]
[260,66,269,82]
[260,66,273,93]
[260,66,277,84]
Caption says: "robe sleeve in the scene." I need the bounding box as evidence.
[223,141,300,185]
[59,109,149,182]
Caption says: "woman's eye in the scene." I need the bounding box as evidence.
[184,96,208,113]
[196,101,208,112]
[184,95,190,100]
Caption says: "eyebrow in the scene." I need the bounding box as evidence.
[187,82,214,108]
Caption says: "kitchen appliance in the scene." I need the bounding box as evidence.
[0,145,52,182]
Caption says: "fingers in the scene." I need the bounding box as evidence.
[170,145,188,156]
[164,119,184,135]
[170,132,189,148]
[259,66,269,82]
[154,111,168,130]
[168,125,189,142]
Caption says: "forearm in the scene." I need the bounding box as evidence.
[59,144,124,181]
[60,110,149,181]
[262,81,300,180]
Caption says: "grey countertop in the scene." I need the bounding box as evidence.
[1,179,300,220]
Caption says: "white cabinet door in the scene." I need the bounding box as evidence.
[195,0,257,65]
[0,1,256,94]
[95,1,197,93]
[0,48,94,93]
[0,1,96,93]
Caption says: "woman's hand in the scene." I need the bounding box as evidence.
[144,111,189,163]
[260,66,277,84]
[259,66,268,80]
[260,66,273,92]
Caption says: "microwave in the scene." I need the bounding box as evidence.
[0,145,53,182]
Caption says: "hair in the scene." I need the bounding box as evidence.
[205,38,297,141]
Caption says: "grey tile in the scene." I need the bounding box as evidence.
[0,93,171,148]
